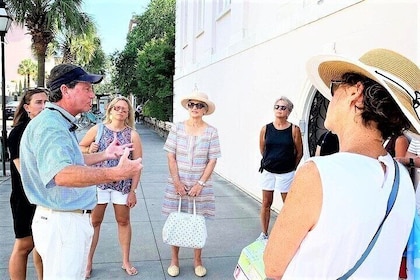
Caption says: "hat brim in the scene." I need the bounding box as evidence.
[76,73,103,84]
[181,97,215,115]
[48,67,104,91]
[306,54,420,134]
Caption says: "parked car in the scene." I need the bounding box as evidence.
[5,101,19,119]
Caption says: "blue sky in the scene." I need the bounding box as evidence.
[82,0,151,55]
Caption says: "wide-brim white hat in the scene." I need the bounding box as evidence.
[306,48,420,134]
[180,91,215,115]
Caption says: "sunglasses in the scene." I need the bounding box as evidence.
[330,80,346,96]
[187,102,206,109]
[274,105,288,111]
[113,106,129,113]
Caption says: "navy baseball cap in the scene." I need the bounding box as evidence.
[48,64,103,91]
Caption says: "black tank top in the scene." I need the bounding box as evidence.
[385,135,398,157]
[262,123,296,174]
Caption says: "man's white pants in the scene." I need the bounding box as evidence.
[32,206,93,280]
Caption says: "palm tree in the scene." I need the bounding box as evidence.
[6,0,89,86]
[17,58,37,89]
[58,15,99,66]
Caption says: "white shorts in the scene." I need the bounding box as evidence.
[260,169,295,193]
[32,206,93,280]
[97,188,128,205]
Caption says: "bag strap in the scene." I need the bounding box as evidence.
[95,123,104,143]
[321,131,330,145]
[338,159,400,280]
[177,197,197,216]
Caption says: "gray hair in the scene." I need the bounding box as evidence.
[274,96,294,112]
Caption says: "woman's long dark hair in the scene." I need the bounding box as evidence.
[13,88,50,127]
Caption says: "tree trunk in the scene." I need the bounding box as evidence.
[62,45,76,64]
[27,73,30,89]
[37,54,45,87]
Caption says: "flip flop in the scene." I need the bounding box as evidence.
[121,266,138,276]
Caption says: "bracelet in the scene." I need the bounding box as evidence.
[198,180,206,187]
[410,158,415,168]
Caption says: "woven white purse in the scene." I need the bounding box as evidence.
[162,197,207,249]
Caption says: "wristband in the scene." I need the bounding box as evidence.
[198,180,206,187]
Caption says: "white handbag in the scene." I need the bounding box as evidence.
[162,197,207,249]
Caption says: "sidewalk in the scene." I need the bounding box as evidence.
[0,123,277,280]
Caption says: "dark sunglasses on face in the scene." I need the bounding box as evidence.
[274,105,288,111]
[330,80,346,96]
[113,106,129,113]
[187,102,206,109]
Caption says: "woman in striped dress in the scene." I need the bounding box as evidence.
[162,91,221,277]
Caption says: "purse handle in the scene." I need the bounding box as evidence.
[177,197,197,216]
[337,159,400,279]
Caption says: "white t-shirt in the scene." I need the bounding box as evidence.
[282,153,415,279]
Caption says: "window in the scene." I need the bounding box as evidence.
[181,0,188,47]
[195,0,205,36]
[218,0,231,14]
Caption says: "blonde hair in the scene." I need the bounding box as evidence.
[104,96,135,128]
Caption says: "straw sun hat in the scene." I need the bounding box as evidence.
[306,48,420,134]
[181,91,215,115]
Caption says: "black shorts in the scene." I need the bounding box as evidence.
[10,188,36,238]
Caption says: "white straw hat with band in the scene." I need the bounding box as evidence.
[181,91,215,115]
[306,48,420,134]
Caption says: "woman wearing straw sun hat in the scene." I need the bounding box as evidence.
[162,90,221,277]
[264,49,420,279]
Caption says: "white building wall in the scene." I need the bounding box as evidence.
[174,0,420,208]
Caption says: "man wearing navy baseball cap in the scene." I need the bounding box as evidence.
[20,64,143,279]
[47,64,103,93]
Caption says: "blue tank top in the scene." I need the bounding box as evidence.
[262,123,295,173]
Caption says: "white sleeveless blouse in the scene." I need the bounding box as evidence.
[283,153,415,279]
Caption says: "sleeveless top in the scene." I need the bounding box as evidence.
[262,123,295,174]
[385,135,398,157]
[8,118,33,205]
[162,122,221,218]
[95,125,133,194]
[282,153,415,279]
[8,119,30,195]
[317,131,339,156]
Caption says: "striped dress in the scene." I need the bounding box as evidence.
[162,122,221,218]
